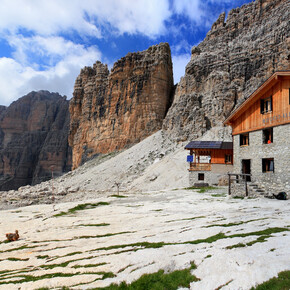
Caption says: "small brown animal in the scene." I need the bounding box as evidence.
[6,230,19,241]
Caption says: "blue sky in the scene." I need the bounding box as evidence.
[0,0,253,106]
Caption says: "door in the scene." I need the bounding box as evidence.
[242,159,251,181]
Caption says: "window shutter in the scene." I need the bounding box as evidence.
[260,99,264,114]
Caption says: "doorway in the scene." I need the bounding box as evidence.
[242,159,251,181]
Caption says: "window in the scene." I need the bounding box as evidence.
[260,96,272,114]
[262,158,274,172]
[225,154,232,164]
[240,133,249,146]
[198,173,205,181]
[263,127,273,144]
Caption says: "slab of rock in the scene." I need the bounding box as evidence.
[69,43,174,169]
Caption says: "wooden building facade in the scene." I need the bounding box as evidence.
[185,141,233,186]
[224,71,290,194]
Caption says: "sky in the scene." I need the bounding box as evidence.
[0,0,253,107]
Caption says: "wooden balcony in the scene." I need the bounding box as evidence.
[189,163,211,171]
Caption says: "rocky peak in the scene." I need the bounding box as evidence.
[69,43,173,169]
[163,0,289,141]
[0,91,72,190]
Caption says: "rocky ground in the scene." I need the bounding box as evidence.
[0,188,289,290]
[0,128,233,210]
[0,128,289,289]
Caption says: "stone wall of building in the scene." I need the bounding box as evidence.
[233,124,290,194]
[189,164,233,186]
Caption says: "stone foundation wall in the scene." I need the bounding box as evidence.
[233,124,290,194]
[189,164,233,186]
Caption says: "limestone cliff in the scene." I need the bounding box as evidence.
[69,43,173,169]
[0,91,72,190]
[163,0,290,140]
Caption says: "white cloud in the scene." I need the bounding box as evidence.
[172,0,204,23]
[172,53,191,84]
[0,0,171,39]
[0,39,101,106]
[0,0,101,37]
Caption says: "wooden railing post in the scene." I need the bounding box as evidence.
[228,174,231,195]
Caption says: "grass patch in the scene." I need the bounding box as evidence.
[232,196,244,199]
[226,243,247,249]
[205,218,269,228]
[36,255,49,259]
[91,227,289,254]
[64,251,82,257]
[110,195,127,198]
[0,244,39,253]
[206,221,245,228]
[211,193,227,197]
[215,279,233,289]
[186,233,226,245]
[77,223,110,227]
[7,257,29,261]
[250,270,290,290]
[96,262,199,290]
[226,227,289,249]
[185,186,218,193]
[53,202,110,217]
[0,271,115,285]
[72,262,107,269]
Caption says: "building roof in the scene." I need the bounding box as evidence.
[224,71,290,125]
[185,141,233,150]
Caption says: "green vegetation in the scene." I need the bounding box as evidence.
[0,271,115,285]
[205,218,269,228]
[7,257,29,261]
[250,271,290,290]
[206,221,245,228]
[110,195,127,198]
[90,227,289,253]
[54,202,110,217]
[72,262,107,269]
[63,251,82,257]
[226,227,289,249]
[95,262,199,290]
[77,223,110,227]
[232,196,244,199]
[215,279,233,289]
[226,243,247,249]
[186,233,226,245]
[36,255,49,259]
[0,244,38,253]
[211,193,227,197]
[185,186,218,193]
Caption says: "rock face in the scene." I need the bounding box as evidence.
[69,43,173,169]
[0,91,72,190]
[163,0,290,141]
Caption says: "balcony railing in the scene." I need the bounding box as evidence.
[189,163,211,171]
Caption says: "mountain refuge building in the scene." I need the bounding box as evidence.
[224,71,290,194]
[185,141,233,186]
